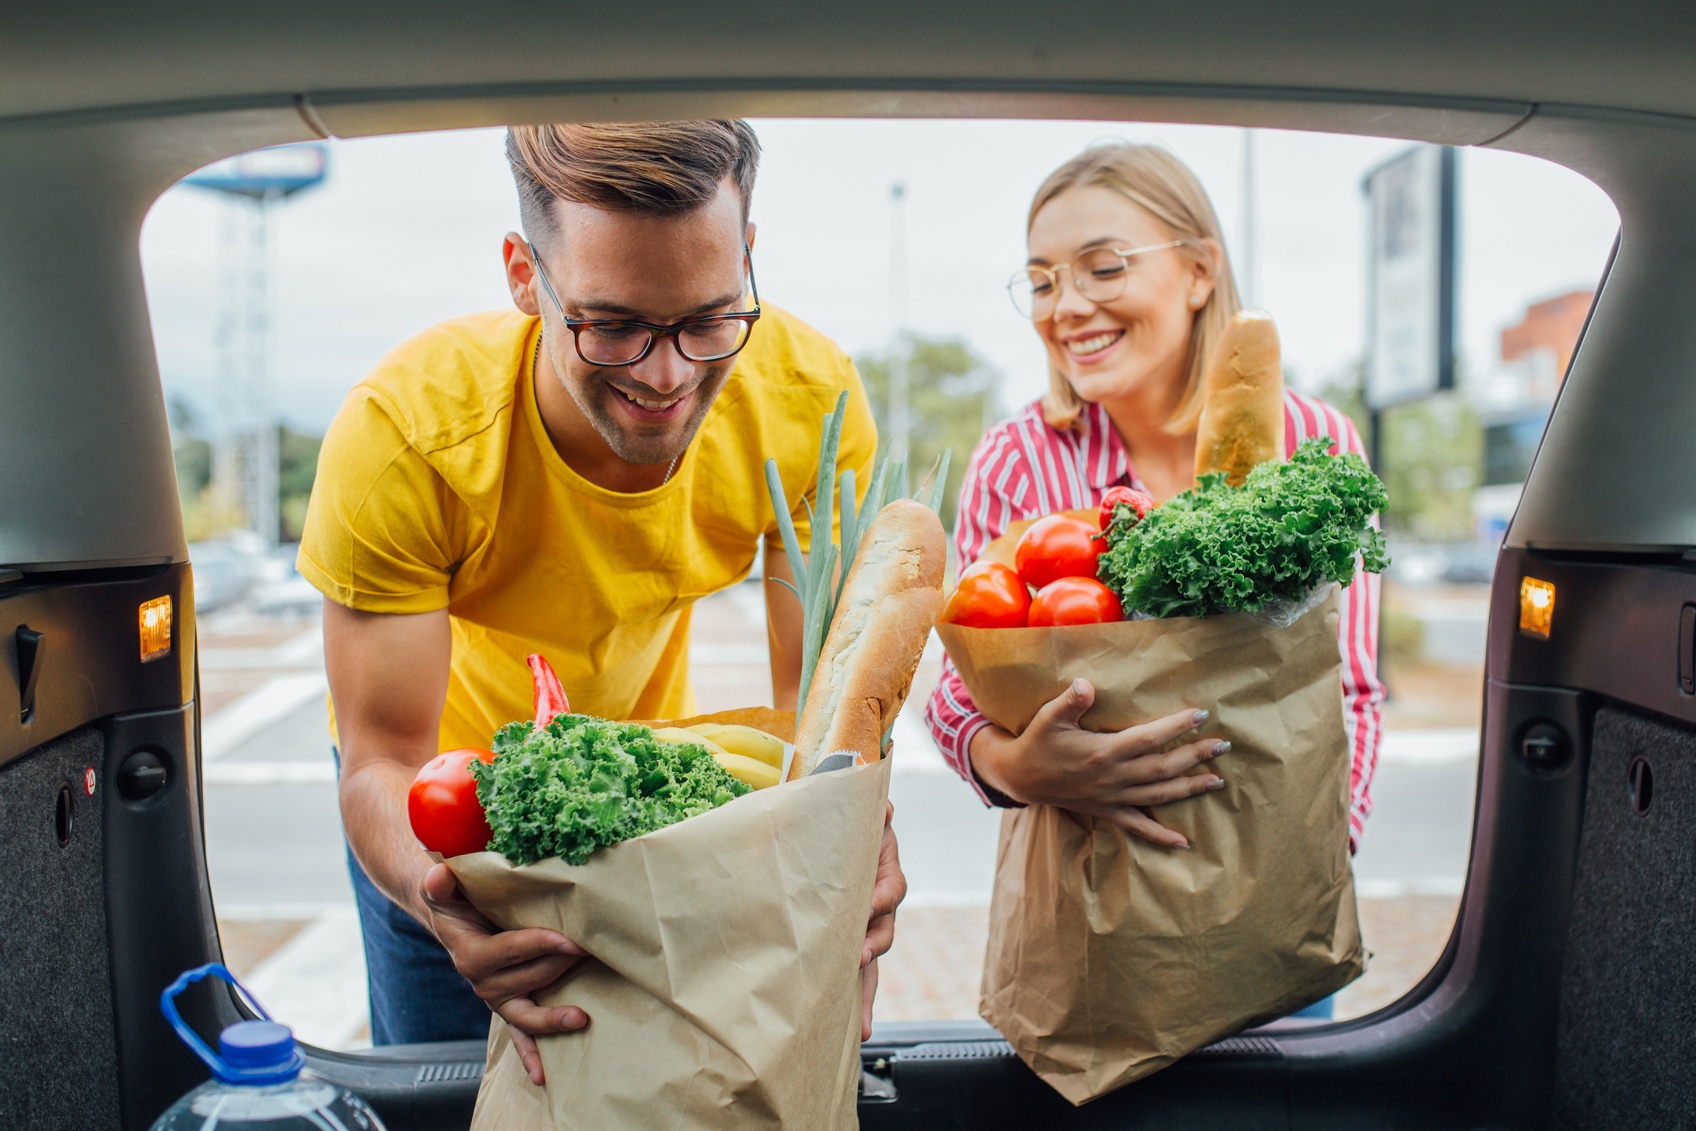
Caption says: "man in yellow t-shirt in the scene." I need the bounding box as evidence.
[298,121,901,1083]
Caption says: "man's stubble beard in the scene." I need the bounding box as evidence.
[568,361,732,467]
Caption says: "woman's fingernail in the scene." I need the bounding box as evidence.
[1174,840,1192,850]
[1206,777,1226,791]
[558,939,582,955]
[1072,678,1088,696]
[1191,709,1210,726]
[1210,740,1232,758]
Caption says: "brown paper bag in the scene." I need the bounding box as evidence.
[936,587,1364,1104]
[448,708,891,1130]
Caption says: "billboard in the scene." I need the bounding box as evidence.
[183,142,329,198]
[1363,145,1456,410]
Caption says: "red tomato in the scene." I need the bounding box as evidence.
[408,748,497,857]
[1028,577,1124,627]
[1014,514,1103,589]
[1098,486,1155,533]
[943,561,1032,629]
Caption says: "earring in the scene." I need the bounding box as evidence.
[1189,295,1203,308]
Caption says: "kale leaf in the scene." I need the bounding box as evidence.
[470,715,749,866]
[1096,438,1389,619]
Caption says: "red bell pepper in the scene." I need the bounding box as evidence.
[527,653,571,727]
[1098,486,1156,534]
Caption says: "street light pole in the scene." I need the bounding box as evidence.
[1240,128,1257,307]
[888,181,910,464]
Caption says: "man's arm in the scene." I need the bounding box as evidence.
[324,598,585,1084]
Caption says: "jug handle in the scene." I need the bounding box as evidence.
[159,962,276,1076]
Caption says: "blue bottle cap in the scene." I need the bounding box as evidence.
[214,1020,305,1085]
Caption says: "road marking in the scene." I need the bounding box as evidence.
[243,905,370,1051]
[200,625,324,670]
[206,761,337,786]
[890,712,952,776]
[202,673,328,762]
[902,891,992,909]
[1356,877,1465,899]
[218,902,351,921]
[1379,728,1478,765]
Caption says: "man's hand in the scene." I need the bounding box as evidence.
[422,863,587,1086]
[969,679,1230,849]
[860,801,906,1040]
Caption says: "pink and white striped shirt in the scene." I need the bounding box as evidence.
[924,392,1384,851]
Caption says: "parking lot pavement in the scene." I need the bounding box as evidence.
[200,584,1481,1044]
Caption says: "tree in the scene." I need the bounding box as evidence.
[278,424,323,542]
[1318,361,1482,543]
[855,334,1000,530]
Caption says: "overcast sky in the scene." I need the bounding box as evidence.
[140,119,1620,435]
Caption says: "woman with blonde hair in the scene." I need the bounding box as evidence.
[925,143,1382,860]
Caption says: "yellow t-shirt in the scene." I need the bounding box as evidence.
[298,305,876,751]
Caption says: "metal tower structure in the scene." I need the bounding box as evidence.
[184,143,327,546]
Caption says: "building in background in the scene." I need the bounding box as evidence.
[1474,289,1594,542]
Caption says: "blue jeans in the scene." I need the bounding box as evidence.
[1289,994,1335,1019]
[335,747,491,1045]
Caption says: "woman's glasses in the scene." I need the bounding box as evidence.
[1008,239,1192,321]
[529,243,762,367]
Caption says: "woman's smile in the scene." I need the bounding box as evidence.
[1062,328,1126,361]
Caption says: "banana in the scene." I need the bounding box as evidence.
[709,750,782,791]
[685,723,786,769]
[648,728,780,790]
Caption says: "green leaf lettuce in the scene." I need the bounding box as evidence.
[470,716,750,866]
[1097,438,1389,619]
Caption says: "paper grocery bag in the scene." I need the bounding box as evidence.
[937,588,1364,1104]
[449,706,891,1131]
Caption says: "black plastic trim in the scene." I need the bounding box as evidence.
[0,563,194,768]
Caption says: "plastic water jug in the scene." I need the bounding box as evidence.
[149,963,386,1130]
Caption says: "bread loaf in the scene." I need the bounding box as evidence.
[1193,309,1284,487]
[789,499,946,779]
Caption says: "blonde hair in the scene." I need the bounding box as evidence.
[1028,143,1242,433]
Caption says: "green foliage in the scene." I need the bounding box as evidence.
[278,424,322,541]
[1316,364,1482,543]
[856,334,998,530]
[472,716,749,866]
[173,437,213,501]
[1097,439,1389,618]
[1379,395,1481,542]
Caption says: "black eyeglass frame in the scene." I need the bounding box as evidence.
[527,240,763,366]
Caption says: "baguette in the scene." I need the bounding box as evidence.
[1193,309,1284,487]
[789,499,947,779]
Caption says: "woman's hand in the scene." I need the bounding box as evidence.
[967,678,1230,848]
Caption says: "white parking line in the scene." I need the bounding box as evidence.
[202,673,328,762]
[206,761,336,786]
[242,905,370,1051]
[1379,728,1478,765]
[1356,877,1465,899]
[199,625,324,671]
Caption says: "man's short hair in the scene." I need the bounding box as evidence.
[506,121,761,245]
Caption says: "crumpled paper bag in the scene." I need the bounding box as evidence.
[937,580,1363,1104]
[448,707,891,1130]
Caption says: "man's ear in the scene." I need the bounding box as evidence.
[745,221,757,252]
[503,232,542,317]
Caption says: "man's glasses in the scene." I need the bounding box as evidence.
[528,242,762,367]
[1008,239,1193,321]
